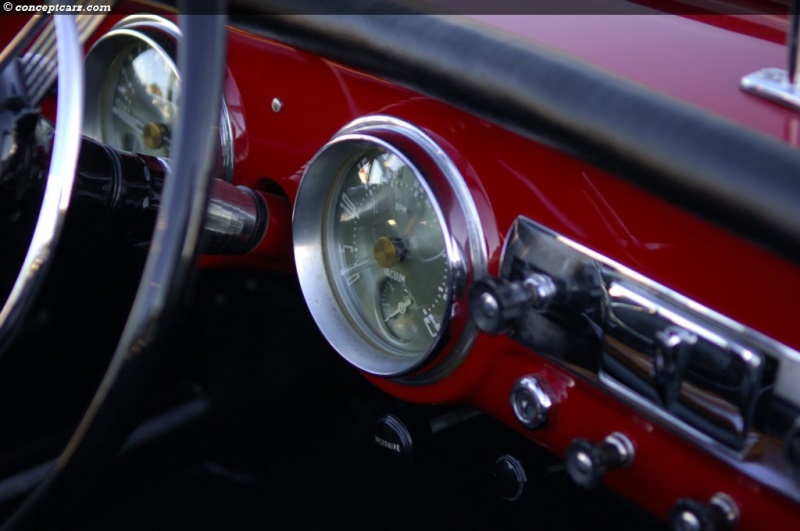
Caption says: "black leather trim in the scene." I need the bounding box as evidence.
[231,1,800,264]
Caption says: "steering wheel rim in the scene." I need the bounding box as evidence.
[0,16,83,355]
[0,5,227,529]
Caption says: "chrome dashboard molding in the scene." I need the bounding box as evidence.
[83,14,235,182]
[0,17,84,354]
[493,216,800,502]
[294,115,487,382]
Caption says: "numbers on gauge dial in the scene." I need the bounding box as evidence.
[330,148,451,355]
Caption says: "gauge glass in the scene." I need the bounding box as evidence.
[325,147,451,359]
[101,42,179,157]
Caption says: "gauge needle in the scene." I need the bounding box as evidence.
[112,106,148,133]
[402,211,422,238]
[339,258,372,277]
[384,298,414,322]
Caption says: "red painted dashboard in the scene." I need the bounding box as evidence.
[194,5,800,528]
[212,8,800,528]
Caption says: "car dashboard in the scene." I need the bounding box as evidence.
[1,1,800,529]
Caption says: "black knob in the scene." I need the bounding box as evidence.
[565,433,634,489]
[470,274,556,335]
[669,494,739,531]
[493,455,528,501]
[373,409,481,466]
[373,414,426,465]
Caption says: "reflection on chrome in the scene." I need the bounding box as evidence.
[0,17,83,354]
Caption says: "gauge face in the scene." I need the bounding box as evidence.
[101,41,180,157]
[325,148,451,359]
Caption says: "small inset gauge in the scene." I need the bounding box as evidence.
[294,116,487,380]
[379,277,417,342]
[83,15,233,180]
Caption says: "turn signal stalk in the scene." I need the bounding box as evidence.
[73,136,271,255]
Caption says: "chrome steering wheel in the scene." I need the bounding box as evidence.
[0,16,83,353]
[0,5,226,529]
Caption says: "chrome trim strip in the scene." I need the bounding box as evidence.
[498,216,800,502]
[504,216,800,414]
[0,17,83,351]
[550,222,800,404]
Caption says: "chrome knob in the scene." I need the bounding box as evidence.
[668,493,739,531]
[469,274,557,334]
[565,432,634,489]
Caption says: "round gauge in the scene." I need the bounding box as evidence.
[83,15,234,179]
[99,39,179,157]
[294,116,487,379]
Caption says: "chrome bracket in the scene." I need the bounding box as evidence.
[740,68,800,112]
[740,2,800,112]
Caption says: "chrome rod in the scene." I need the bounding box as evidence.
[25,14,89,97]
[789,0,800,84]
[26,13,109,105]
[11,0,115,106]
[22,19,55,74]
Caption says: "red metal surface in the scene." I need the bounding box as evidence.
[217,18,800,527]
[470,14,798,144]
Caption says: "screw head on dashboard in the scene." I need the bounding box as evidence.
[271,97,283,113]
[510,375,553,429]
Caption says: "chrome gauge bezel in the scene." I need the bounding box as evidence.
[83,15,234,181]
[294,116,487,381]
